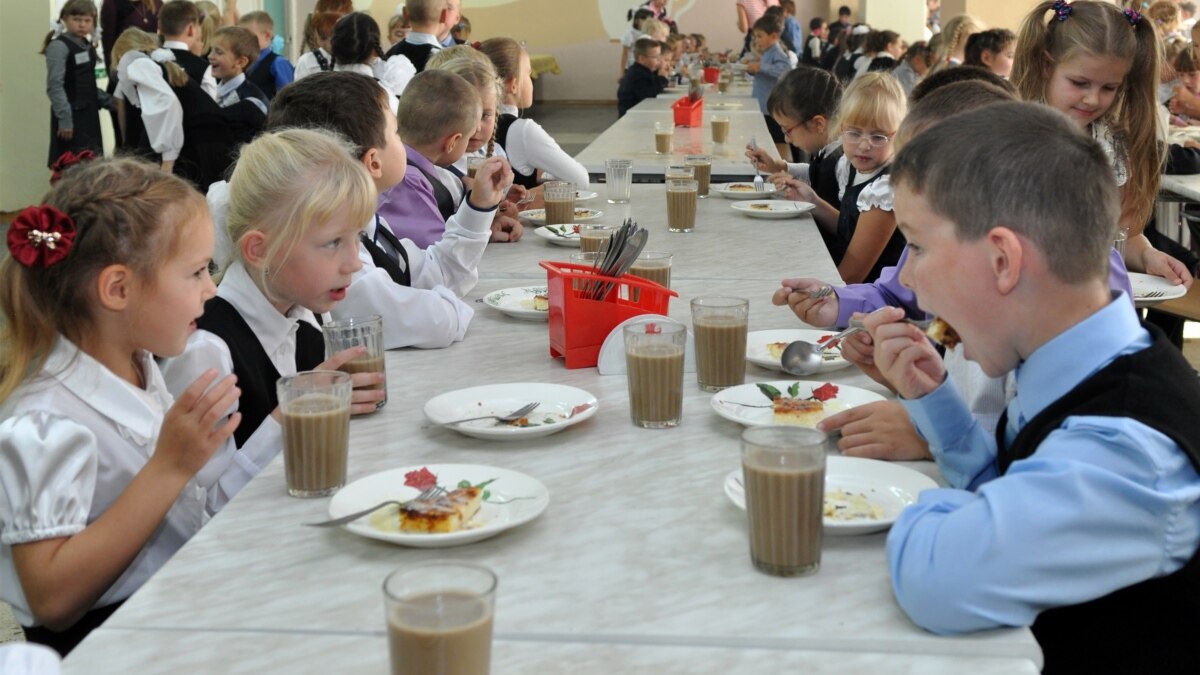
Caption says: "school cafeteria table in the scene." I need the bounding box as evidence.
[656,79,756,100]
[574,111,779,183]
[65,629,1041,674]
[62,188,1042,672]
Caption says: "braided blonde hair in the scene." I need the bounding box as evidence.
[930,15,985,74]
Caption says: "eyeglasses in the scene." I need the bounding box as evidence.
[781,120,805,137]
[840,130,893,148]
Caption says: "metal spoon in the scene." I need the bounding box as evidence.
[779,317,933,376]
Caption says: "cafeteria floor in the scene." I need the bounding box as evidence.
[0,102,1198,648]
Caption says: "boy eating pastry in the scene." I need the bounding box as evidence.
[867,102,1200,675]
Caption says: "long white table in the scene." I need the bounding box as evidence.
[63,186,1041,671]
[574,111,779,182]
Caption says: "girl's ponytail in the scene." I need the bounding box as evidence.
[0,257,59,406]
[1011,2,1059,102]
[1120,9,1165,227]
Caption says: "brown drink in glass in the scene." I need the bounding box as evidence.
[690,296,748,391]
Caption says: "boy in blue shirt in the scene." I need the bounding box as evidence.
[239,10,294,100]
[867,102,1200,675]
[746,16,792,159]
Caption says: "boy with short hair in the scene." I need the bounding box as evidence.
[617,37,668,117]
[238,10,294,99]
[869,101,1200,675]
[747,16,792,158]
[380,69,483,247]
[158,0,216,97]
[385,0,454,69]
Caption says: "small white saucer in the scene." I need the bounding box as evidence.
[596,314,696,375]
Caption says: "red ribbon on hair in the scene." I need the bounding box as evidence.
[7,205,76,268]
[49,149,95,184]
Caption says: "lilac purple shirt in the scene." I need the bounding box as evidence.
[378,145,447,248]
[833,248,1133,327]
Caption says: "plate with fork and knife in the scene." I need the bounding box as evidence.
[424,383,599,440]
[1129,272,1187,307]
[323,464,550,547]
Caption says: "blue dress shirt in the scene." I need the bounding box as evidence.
[889,293,1200,634]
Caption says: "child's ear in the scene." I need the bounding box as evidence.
[240,230,270,269]
[95,264,133,311]
[444,132,465,155]
[361,147,385,179]
[988,226,1023,295]
[808,115,828,136]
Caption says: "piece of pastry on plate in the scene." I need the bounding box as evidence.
[772,397,825,427]
[398,487,483,533]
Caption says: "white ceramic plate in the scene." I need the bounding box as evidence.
[519,208,604,226]
[576,190,598,202]
[731,200,816,219]
[1129,272,1187,307]
[596,314,697,375]
[482,286,549,322]
[723,456,938,535]
[710,380,886,428]
[424,383,599,440]
[711,182,780,200]
[745,329,851,374]
[328,464,550,547]
[534,224,582,247]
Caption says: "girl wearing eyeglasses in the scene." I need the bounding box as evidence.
[776,72,907,284]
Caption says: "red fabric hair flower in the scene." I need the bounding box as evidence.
[49,149,95,184]
[7,205,76,268]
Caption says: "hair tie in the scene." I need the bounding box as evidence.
[1052,0,1072,21]
[1124,8,1141,26]
[49,149,95,184]
[471,40,482,50]
[198,10,207,22]
[7,206,76,269]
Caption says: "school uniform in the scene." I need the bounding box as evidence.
[0,339,209,654]
[165,72,263,191]
[784,141,845,260]
[377,144,457,248]
[162,262,308,464]
[333,203,494,349]
[891,297,1200,675]
[620,27,646,69]
[332,59,415,111]
[617,61,667,117]
[246,47,294,100]
[891,61,921,94]
[832,155,905,282]
[113,50,184,163]
[803,34,829,67]
[383,32,441,73]
[162,40,217,99]
[864,54,896,75]
[45,33,109,166]
[496,103,590,190]
[294,48,333,81]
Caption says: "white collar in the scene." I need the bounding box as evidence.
[405,32,442,48]
[43,337,166,444]
[216,261,320,357]
[217,72,246,99]
[334,62,374,78]
[499,103,519,116]
[162,40,190,51]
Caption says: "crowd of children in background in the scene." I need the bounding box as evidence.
[10,0,1200,671]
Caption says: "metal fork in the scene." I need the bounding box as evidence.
[750,136,765,192]
[1140,290,1166,299]
[808,286,836,300]
[443,402,539,426]
[305,485,446,527]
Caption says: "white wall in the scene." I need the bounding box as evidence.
[1,0,59,208]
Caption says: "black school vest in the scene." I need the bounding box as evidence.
[809,144,845,260]
[247,50,278,99]
[58,35,98,111]
[496,113,538,189]
[995,324,1200,675]
[169,48,209,83]
[195,297,325,447]
[384,41,436,72]
[836,164,905,283]
[406,157,456,221]
[361,216,413,287]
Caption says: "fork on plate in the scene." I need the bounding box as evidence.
[750,136,765,192]
[305,485,447,528]
[443,402,539,426]
[1139,290,1166,299]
